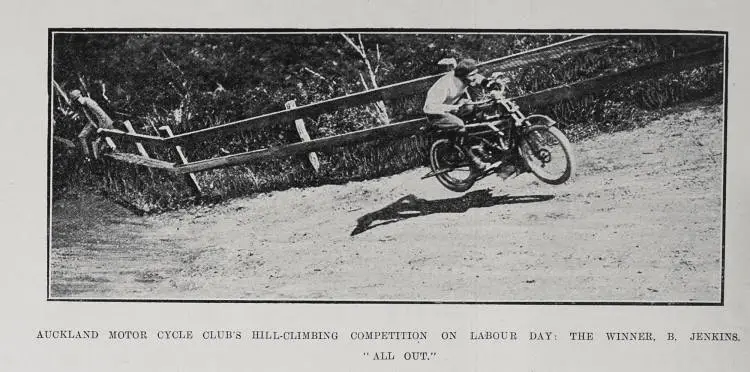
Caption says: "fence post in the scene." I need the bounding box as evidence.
[123,120,156,183]
[123,120,150,158]
[159,125,202,196]
[94,129,118,155]
[285,99,321,172]
[102,136,118,152]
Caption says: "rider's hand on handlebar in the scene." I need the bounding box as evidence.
[456,103,476,117]
[489,90,504,100]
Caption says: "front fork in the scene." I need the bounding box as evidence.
[519,116,558,166]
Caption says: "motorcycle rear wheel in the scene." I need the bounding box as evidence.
[519,125,576,185]
[429,139,476,192]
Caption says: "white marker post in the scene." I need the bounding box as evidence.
[123,120,149,158]
[159,125,202,196]
[285,99,321,172]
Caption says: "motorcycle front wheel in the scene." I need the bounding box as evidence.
[429,139,476,192]
[519,125,576,185]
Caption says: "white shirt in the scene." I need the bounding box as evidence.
[423,71,470,115]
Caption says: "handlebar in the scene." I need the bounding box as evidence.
[486,78,509,95]
[452,74,512,115]
[463,83,509,106]
[462,98,494,106]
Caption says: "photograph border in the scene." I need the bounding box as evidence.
[47,28,729,306]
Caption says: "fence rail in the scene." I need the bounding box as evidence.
[104,152,175,170]
[173,118,427,174]
[515,48,723,107]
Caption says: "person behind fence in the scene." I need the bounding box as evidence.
[423,58,490,171]
[68,89,115,160]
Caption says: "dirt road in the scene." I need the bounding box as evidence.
[50,99,724,302]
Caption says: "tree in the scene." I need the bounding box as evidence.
[341,33,390,125]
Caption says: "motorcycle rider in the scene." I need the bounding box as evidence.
[423,58,490,171]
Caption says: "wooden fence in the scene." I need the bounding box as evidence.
[91,36,723,195]
[98,35,615,147]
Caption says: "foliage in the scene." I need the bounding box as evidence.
[51,33,724,212]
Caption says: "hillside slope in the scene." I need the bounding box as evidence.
[50,99,724,302]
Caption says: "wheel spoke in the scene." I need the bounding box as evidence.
[430,139,476,192]
[520,126,575,185]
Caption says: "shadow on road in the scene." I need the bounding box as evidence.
[350,189,554,236]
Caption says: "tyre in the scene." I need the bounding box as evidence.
[429,139,476,192]
[519,125,575,185]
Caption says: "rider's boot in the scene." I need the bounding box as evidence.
[455,129,488,172]
[470,144,491,161]
[467,148,489,172]
[474,144,512,172]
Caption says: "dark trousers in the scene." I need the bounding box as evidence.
[77,121,116,158]
[427,113,466,131]
[427,113,489,168]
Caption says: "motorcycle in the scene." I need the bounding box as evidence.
[423,72,576,192]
